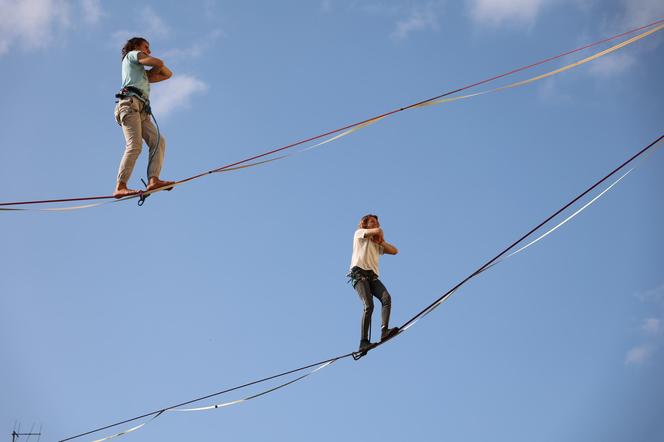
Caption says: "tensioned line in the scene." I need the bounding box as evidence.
[3,19,662,210]
[59,133,663,442]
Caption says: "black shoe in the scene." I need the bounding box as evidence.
[381,327,399,342]
[357,339,376,355]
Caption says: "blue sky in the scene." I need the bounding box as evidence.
[1,1,663,441]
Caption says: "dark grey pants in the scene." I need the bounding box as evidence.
[354,277,392,343]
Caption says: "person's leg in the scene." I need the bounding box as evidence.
[354,279,374,346]
[141,113,174,192]
[370,278,398,341]
[114,98,143,197]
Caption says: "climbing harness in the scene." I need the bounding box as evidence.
[347,266,378,289]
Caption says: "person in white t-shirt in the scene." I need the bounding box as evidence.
[348,214,399,356]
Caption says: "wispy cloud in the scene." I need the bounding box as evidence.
[587,52,635,78]
[0,0,71,55]
[635,283,664,303]
[80,0,102,25]
[626,283,664,366]
[625,344,652,365]
[0,0,107,56]
[151,75,209,117]
[391,2,443,40]
[641,318,661,336]
[347,1,444,40]
[536,78,573,104]
[109,8,172,52]
[162,29,224,61]
[467,0,546,28]
[142,6,171,39]
[621,0,664,29]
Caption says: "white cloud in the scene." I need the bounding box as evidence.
[142,6,171,39]
[621,0,664,29]
[468,0,546,27]
[626,283,664,366]
[587,52,635,77]
[344,1,443,40]
[641,318,661,336]
[109,9,172,53]
[635,283,664,303]
[110,29,134,51]
[0,0,71,55]
[536,78,573,104]
[625,344,651,365]
[80,0,102,25]
[162,29,224,60]
[391,2,443,40]
[151,75,209,117]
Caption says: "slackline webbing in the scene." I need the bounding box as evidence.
[59,133,662,442]
[3,19,662,211]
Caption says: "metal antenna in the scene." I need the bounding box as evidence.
[11,422,41,442]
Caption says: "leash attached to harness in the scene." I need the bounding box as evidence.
[115,86,162,206]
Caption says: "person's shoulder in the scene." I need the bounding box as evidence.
[125,50,143,63]
[354,229,367,239]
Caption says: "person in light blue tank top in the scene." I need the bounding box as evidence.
[113,37,175,198]
[121,50,151,101]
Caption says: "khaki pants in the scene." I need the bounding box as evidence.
[114,96,166,184]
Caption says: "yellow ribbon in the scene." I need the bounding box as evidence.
[415,23,664,108]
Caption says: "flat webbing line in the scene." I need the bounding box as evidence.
[3,18,662,208]
[58,352,354,442]
[60,133,662,441]
[400,133,664,331]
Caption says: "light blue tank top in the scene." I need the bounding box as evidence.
[121,50,150,100]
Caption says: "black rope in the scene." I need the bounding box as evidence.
[399,133,664,331]
[58,352,354,442]
[59,133,662,442]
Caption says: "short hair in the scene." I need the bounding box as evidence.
[121,37,148,60]
[358,214,379,229]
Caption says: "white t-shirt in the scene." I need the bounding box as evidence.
[349,229,384,276]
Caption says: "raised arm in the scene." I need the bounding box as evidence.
[138,52,173,83]
[381,241,399,255]
[362,227,383,239]
[365,228,398,255]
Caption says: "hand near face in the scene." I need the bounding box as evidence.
[371,229,384,244]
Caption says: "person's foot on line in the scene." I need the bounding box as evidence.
[146,177,175,192]
[113,183,140,198]
[380,327,399,342]
[358,339,376,356]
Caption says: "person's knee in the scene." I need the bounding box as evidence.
[363,300,374,315]
[126,139,142,155]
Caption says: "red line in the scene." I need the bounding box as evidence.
[2,19,662,207]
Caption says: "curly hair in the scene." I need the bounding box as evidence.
[121,37,148,60]
[358,214,379,229]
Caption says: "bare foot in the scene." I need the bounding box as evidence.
[114,183,140,198]
[146,177,175,192]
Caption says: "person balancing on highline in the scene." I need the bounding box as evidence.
[348,214,400,357]
[113,37,175,198]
